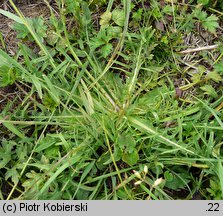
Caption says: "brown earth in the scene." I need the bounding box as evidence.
[0,0,55,54]
[0,1,57,113]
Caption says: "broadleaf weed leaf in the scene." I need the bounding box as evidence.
[202,15,219,33]
[100,11,112,27]
[112,9,125,27]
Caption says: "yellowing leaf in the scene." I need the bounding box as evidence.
[99,11,112,27]
[112,9,125,27]
[206,71,222,83]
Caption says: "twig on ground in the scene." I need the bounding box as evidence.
[179,44,219,54]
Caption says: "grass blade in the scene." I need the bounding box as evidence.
[128,116,197,156]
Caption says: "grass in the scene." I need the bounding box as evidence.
[0,0,223,200]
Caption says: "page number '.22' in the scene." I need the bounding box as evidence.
[206,203,220,212]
